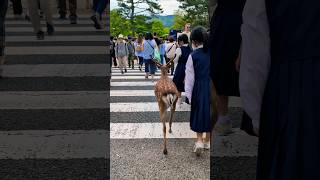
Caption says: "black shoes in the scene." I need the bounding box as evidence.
[47,23,54,35]
[36,31,45,40]
[125,69,127,73]
[121,70,124,74]
[91,15,102,29]
[70,15,77,24]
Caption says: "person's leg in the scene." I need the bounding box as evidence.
[68,0,77,24]
[27,0,43,37]
[215,95,232,134]
[12,0,23,16]
[127,55,131,68]
[96,0,107,15]
[117,57,124,73]
[58,0,66,18]
[39,0,54,35]
[123,56,128,72]
[150,61,156,79]
[144,59,150,78]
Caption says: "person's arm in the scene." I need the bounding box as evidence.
[173,48,181,64]
[115,43,118,57]
[239,0,270,133]
[185,55,195,103]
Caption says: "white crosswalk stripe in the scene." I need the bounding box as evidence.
[1,13,108,177]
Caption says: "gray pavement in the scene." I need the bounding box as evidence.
[0,13,108,179]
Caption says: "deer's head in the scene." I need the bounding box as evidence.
[152,59,175,76]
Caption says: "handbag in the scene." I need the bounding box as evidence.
[146,40,161,62]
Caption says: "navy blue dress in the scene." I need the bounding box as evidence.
[190,48,212,133]
[257,0,320,179]
[173,46,192,92]
[209,0,246,96]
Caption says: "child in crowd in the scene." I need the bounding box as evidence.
[173,34,192,106]
[185,27,213,156]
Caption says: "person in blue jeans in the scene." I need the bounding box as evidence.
[143,32,157,79]
[91,0,108,29]
[159,38,166,64]
[0,0,8,78]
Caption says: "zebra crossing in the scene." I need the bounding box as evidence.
[110,66,258,179]
[0,14,108,178]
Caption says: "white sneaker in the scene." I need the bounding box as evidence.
[203,141,210,150]
[193,141,204,156]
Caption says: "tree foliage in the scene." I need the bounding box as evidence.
[177,0,209,28]
[110,9,131,37]
[117,0,163,35]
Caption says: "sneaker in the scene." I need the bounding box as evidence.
[36,31,45,40]
[193,141,204,156]
[203,141,210,150]
[70,15,77,24]
[121,70,124,74]
[47,23,54,35]
[139,66,142,71]
[90,15,101,29]
[214,116,233,135]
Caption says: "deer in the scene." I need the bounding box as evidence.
[153,58,179,155]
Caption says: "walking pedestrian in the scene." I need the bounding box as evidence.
[0,0,8,78]
[91,0,107,29]
[240,0,320,179]
[57,0,78,24]
[173,34,192,106]
[127,36,135,69]
[110,36,117,67]
[143,32,157,79]
[134,34,144,71]
[115,34,129,74]
[209,0,246,135]
[159,38,166,65]
[27,0,54,40]
[165,36,177,75]
[185,27,213,156]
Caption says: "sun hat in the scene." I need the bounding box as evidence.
[118,34,124,39]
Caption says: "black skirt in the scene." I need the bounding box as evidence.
[210,7,244,97]
[256,58,320,180]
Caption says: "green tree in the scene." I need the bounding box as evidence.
[110,9,131,37]
[134,15,152,35]
[177,0,209,28]
[117,0,163,36]
[151,19,166,36]
[171,11,186,30]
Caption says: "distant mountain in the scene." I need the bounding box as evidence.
[156,15,175,27]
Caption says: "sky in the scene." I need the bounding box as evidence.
[110,0,181,15]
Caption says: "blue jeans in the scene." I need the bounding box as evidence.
[144,59,156,74]
[92,0,107,15]
[160,55,165,64]
[0,0,8,56]
[138,56,143,66]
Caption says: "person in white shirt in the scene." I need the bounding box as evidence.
[165,36,177,75]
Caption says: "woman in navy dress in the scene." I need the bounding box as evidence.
[241,0,320,179]
[185,27,213,156]
[209,0,246,134]
[173,34,192,105]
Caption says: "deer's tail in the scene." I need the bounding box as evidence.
[161,93,178,109]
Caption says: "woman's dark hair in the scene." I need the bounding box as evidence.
[145,32,153,40]
[138,34,144,44]
[168,36,175,42]
[178,34,189,44]
[190,26,209,52]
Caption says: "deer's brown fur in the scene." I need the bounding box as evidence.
[153,59,179,155]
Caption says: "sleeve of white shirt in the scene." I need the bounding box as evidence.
[239,0,270,130]
[185,54,195,102]
[174,48,182,64]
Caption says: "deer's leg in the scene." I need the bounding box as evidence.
[169,96,178,133]
[159,101,168,155]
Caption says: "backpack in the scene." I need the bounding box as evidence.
[116,42,128,57]
[127,42,135,56]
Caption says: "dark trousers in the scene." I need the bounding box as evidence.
[92,0,107,15]
[0,0,8,56]
[58,0,77,17]
[10,0,22,15]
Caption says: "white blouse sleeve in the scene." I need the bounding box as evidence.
[185,54,195,102]
[174,48,181,64]
[239,0,270,130]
